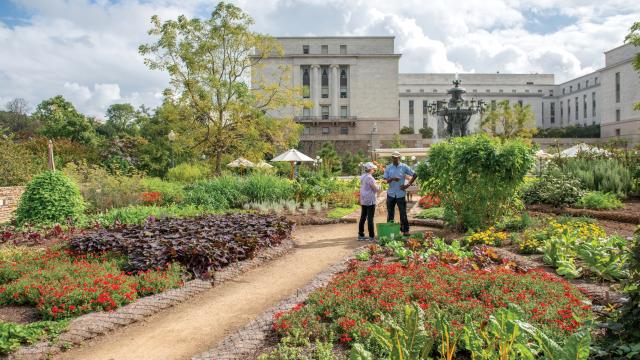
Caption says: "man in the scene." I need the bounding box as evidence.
[383,151,417,236]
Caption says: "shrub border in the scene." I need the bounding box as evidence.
[7,236,296,360]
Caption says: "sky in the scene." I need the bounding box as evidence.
[0,0,639,118]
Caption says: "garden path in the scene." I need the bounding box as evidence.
[54,223,374,360]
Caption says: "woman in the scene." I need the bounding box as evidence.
[358,162,381,241]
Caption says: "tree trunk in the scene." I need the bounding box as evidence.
[214,150,222,175]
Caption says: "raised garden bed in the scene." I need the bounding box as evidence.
[527,201,640,224]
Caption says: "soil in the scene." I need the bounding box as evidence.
[53,223,431,360]
[0,306,40,324]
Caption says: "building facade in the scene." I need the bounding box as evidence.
[255,37,640,154]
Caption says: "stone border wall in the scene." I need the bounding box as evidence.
[6,237,296,360]
[193,245,366,360]
[0,187,24,223]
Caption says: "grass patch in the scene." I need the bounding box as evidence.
[415,207,445,220]
[327,205,359,219]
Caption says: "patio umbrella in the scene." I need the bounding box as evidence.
[254,160,274,169]
[226,157,256,168]
[271,149,315,179]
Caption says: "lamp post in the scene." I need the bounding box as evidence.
[168,130,176,168]
[427,78,486,138]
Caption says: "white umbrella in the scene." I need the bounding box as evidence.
[255,160,274,169]
[271,149,315,179]
[226,157,255,168]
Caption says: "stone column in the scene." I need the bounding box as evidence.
[330,65,339,117]
[311,65,320,117]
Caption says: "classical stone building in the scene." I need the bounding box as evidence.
[255,37,639,154]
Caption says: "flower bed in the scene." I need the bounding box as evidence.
[69,213,293,277]
[272,260,592,358]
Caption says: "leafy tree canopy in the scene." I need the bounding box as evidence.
[33,95,96,145]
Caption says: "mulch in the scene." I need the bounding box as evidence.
[0,306,40,324]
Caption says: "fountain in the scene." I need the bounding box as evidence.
[427,75,486,137]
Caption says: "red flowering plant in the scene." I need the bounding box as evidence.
[273,261,592,351]
[0,247,183,320]
[418,193,441,209]
[140,191,162,205]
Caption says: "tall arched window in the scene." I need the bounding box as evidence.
[302,67,310,98]
[340,69,347,98]
[321,68,329,98]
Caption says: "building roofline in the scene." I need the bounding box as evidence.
[275,36,395,39]
[603,42,637,54]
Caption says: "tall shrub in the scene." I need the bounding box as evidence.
[557,157,633,198]
[419,135,534,230]
[15,171,85,226]
[183,176,246,210]
[242,174,294,203]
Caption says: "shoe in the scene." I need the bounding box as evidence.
[358,236,367,241]
[368,237,376,242]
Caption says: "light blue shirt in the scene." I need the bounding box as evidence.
[384,163,415,198]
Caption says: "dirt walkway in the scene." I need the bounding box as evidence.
[55,224,365,360]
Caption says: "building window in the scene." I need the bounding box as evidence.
[408,100,414,128]
[538,90,542,93]
[525,89,530,93]
[595,77,599,84]
[339,45,347,54]
[569,85,572,93]
[486,89,490,93]
[560,101,563,122]
[321,106,329,120]
[406,89,410,92]
[321,45,328,54]
[512,89,516,93]
[322,127,329,134]
[420,89,424,93]
[340,106,348,118]
[433,89,438,93]
[549,89,554,96]
[567,99,571,122]
[562,88,565,95]
[577,83,581,90]
[615,72,620,103]
[340,127,348,135]
[575,96,578,121]
[499,89,503,93]
[526,81,534,85]
[583,95,587,119]
[302,107,311,117]
[340,68,348,98]
[592,92,596,117]
[303,126,310,135]
[321,68,329,98]
[472,89,477,93]
[616,109,621,122]
[302,67,310,98]
[422,100,428,128]
[586,80,589,87]
[550,102,555,124]
[615,128,621,136]
[302,45,309,54]
[518,100,523,107]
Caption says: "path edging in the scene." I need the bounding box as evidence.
[6,237,296,360]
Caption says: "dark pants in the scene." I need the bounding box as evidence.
[358,205,376,237]
[387,195,409,233]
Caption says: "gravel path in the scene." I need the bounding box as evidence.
[53,224,365,360]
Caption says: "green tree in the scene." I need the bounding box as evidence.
[625,21,640,111]
[97,103,140,138]
[399,126,414,134]
[481,100,537,139]
[0,138,46,186]
[390,134,406,148]
[419,126,434,139]
[341,149,366,175]
[1,98,40,138]
[33,95,96,144]
[318,142,341,174]
[139,2,307,173]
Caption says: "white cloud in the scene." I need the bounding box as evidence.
[0,0,639,116]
